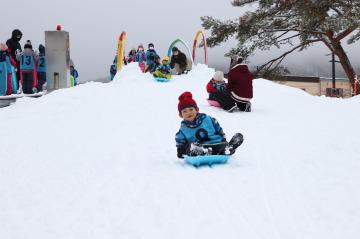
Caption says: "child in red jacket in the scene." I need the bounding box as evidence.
[206,71,227,102]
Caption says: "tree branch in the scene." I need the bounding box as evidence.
[335,28,355,42]
[277,34,301,44]
[258,28,327,35]
[256,39,322,73]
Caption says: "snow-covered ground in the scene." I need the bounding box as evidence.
[1,63,360,239]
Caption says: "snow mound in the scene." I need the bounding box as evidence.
[0,63,360,239]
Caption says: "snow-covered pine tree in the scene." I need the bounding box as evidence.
[201,0,360,94]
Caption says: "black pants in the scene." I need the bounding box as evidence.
[185,141,228,156]
[37,72,46,92]
[231,96,251,112]
[22,71,34,94]
[212,91,237,111]
[213,91,251,112]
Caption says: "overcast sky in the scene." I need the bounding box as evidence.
[1,0,359,81]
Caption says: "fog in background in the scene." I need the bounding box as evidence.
[1,0,359,81]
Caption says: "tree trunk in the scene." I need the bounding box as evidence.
[333,42,360,95]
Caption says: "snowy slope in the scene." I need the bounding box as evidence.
[0,63,360,239]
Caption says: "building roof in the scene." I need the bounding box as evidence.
[281,76,320,83]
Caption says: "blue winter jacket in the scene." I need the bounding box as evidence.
[17,49,38,71]
[135,52,146,63]
[156,64,171,74]
[1,52,12,73]
[175,113,225,149]
[70,67,78,79]
[110,64,117,80]
[145,50,158,65]
[37,53,46,73]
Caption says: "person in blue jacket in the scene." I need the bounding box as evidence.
[146,55,161,73]
[175,91,243,158]
[145,43,158,73]
[16,40,38,94]
[70,61,79,86]
[135,44,146,72]
[0,43,18,95]
[153,56,172,79]
[37,44,46,92]
[110,56,117,80]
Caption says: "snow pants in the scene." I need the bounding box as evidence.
[6,74,12,95]
[212,91,251,112]
[22,71,34,94]
[37,72,46,92]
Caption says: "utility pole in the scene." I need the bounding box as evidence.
[326,52,340,97]
[331,52,336,89]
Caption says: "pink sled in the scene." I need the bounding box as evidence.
[207,99,221,108]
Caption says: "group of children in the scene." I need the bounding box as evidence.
[0,40,45,95]
[175,57,254,158]
[1,29,79,96]
[110,43,191,81]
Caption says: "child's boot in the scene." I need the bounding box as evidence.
[227,133,244,155]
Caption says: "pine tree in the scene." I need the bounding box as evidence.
[201,0,360,94]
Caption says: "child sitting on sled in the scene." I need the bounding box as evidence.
[175,91,243,158]
[206,71,227,103]
[153,56,172,79]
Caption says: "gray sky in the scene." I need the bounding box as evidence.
[1,0,359,81]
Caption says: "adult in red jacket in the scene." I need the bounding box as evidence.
[227,58,253,112]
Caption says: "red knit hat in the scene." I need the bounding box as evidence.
[178,91,198,113]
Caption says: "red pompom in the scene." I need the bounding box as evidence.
[178,91,193,101]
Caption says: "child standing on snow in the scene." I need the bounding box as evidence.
[70,61,79,86]
[37,44,46,92]
[145,43,158,73]
[16,40,38,94]
[153,56,172,79]
[0,43,17,95]
[175,91,243,158]
[135,44,146,72]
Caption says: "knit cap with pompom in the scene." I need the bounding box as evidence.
[178,91,198,113]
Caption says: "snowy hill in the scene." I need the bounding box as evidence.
[1,63,360,239]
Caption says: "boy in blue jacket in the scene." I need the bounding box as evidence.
[175,91,243,158]
[16,40,38,94]
[37,44,46,92]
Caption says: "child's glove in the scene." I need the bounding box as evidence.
[177,147,186,158]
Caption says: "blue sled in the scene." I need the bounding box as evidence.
[154,77,170,82]
[184,155,230,167]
